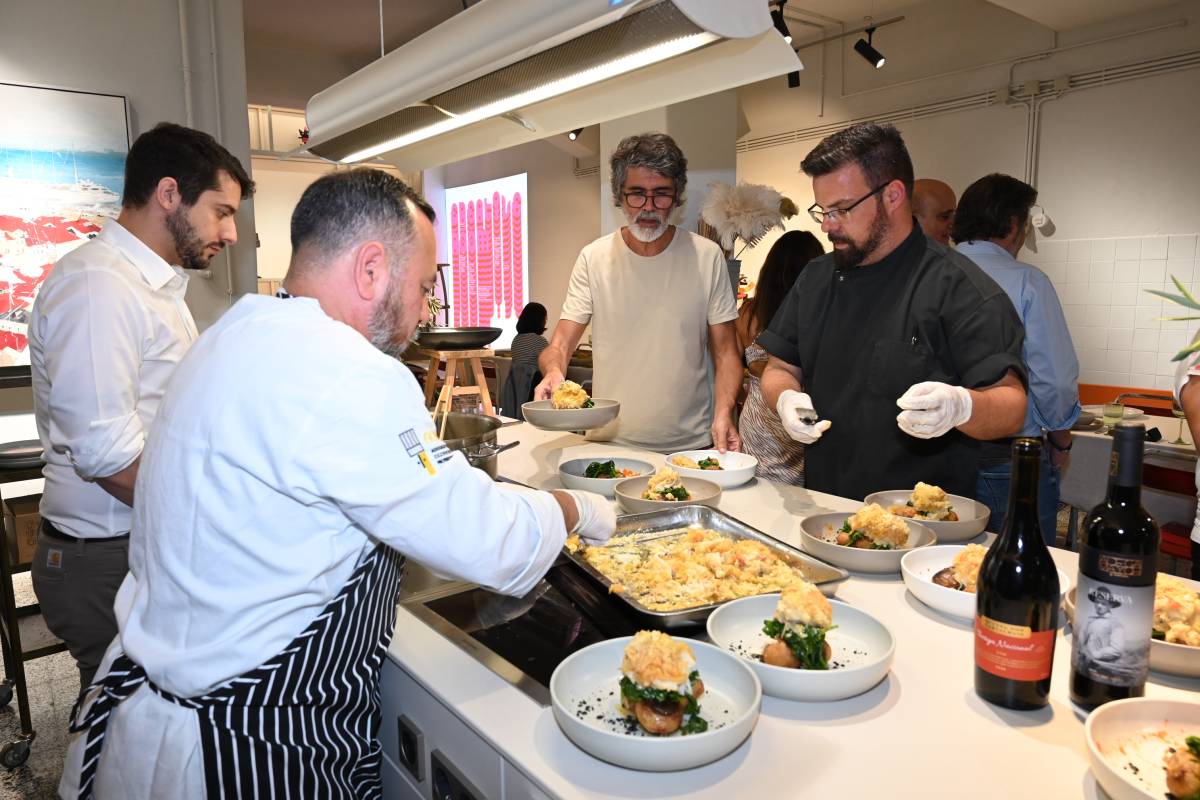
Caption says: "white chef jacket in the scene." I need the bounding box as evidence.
[30,220,197,538]
[61,294,566,799]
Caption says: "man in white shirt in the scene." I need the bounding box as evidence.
[1174,352,1200,579]
[535,133,743,453]
[29,122,253,691]
[59,169,614,799]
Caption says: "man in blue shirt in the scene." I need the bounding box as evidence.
[954,173,1081,542]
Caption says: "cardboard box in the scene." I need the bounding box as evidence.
[4,495,41,566]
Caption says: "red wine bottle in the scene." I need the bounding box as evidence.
[974,437,1060,710]
[1069,422,1159,710]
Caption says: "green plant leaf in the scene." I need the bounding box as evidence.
[1146,289,1200,309]
[1172,342,1200,362]
[1159,315,1200,322]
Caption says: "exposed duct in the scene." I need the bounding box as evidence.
[305,0,801,170]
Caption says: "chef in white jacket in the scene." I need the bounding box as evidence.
[59,169,615,799]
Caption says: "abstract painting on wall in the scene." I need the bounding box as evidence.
[444,173,529,350]
[0,82,128,370]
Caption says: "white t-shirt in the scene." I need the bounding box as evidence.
[1173,348,1200,544]
[560,228,738,452]
[30,221,197,538]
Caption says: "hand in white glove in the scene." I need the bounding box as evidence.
[776,389,833,444]
[560,489,617,543]
[896,382,973,439]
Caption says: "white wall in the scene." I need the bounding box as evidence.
[733,0,1200,389]
[424,139,600,331]
[0,0,255,411]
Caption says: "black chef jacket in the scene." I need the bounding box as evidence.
[758,225,1026,501]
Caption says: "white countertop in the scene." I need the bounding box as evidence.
[388,423,1200,799]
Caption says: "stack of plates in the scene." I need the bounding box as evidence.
[0,440,44,469]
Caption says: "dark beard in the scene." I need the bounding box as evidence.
[166,206,217,270]
[830,199,889,268]
[367,277,416,358]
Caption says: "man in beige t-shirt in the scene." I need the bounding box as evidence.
[536,133,742,453]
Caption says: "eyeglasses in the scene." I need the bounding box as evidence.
[622,191,676,210]
[807,182,890,224]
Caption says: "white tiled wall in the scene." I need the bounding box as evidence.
[1022,233,1200,391]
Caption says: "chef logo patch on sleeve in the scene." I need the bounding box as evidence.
[399,428,437,475]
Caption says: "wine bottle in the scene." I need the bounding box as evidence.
[974,437,1061,710]
[1069,423,1159,710]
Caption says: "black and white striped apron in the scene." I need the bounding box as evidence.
[69,544,404,799]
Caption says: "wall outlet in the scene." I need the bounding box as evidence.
[430,749,482,800]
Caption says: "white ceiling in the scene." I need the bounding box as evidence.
[781,0,1180,31]
[243,0,1187,108]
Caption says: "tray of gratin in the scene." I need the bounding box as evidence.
[563,506,850,630]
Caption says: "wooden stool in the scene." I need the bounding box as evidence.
[417,348,496,417]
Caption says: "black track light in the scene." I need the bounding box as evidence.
[854,26,885,69]
[787,71,800,89]
[567,127,583,141]
[771,3,792,44]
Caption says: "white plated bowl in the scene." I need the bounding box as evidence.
[614,475,721,514]
[902,545,1071,621]
[558,457,655,498]
[706,594,894,702]
[1085,697,1200,800]
[550,637,761,771]
[521,399,620,432]
[863,490,991,542]
[665,450,758,488]
[1065,577,1200,678]
[798,512,935,574]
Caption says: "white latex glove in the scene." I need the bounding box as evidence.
[896,382,973,439]
[775,389,833,444]
[560,489,617,543]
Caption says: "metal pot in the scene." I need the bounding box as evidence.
[433,412,517,478]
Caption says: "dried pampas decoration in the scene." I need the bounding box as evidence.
[699,182,797,258]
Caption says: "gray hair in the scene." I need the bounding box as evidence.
[289,168,435,266]
[609,133,688,208]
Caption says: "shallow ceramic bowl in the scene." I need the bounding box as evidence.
[863,490,991,541]
[706,594,894,702]
[1085,697,1200,800]
[665,450,758,488]
[1065,575,1200,678]
[550,637,761,771]
[558,457,655,498]
[798,512,935,574]
[614,475,722,514]
[902,545,1071,621]
[521,399,619,432]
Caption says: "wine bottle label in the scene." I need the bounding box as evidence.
[1071,574,1154,688]
[975,615,1056,681]
[1079,545,1155,587]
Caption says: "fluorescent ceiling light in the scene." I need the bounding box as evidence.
[340,31,719,163]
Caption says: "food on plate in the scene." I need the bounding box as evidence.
[580,527,817,611]
[932,543,988,592]
[642,466,690,501]
[760,582,835,670]
[618,631,707,735]
[888,482,959,521]
[551,380,594,409]
[1153,574,1200,647]
[1164,735,1200,800]
[835,504,909,550]
[584,460,638,479]
[564,534,582,553]
[669,455,723,471]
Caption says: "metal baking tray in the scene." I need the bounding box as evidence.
[563,505,849,630]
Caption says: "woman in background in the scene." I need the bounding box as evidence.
[511,302,549,370]
[736,231,824,483]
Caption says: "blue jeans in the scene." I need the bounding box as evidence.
[976,447,1060,545]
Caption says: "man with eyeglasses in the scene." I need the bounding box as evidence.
[759,123,1028,501]
[536,133,742,453]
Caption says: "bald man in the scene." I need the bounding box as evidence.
[912,178,957,246]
